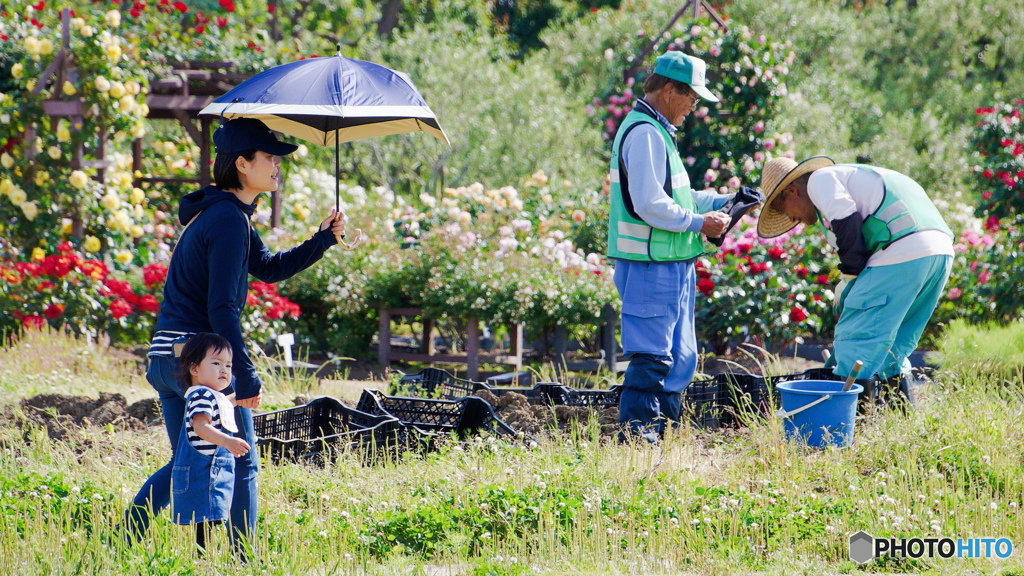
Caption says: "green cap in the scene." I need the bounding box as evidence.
[653,51,719,103]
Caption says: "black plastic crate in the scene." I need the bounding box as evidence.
[557,384,623,407]
[716,373,777,427]
[356,389,520,440]
[395,367,482,400]
[253,397,402,465]
[479,383,553,403]
[682,377,728,430]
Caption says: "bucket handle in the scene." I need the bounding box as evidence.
[775,394,832,419]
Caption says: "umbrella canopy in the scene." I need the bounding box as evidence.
[199,55,449,146]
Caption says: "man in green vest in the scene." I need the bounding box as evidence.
[608,51,735,441]
[757,156,954,408]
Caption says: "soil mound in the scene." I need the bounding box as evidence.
[475,390,618,437]
[4,393,160,440]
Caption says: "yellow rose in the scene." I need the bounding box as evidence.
[94,76,111,92]
[115,211,132,230]
[125,81,141,95]
[105,9,121,27]
[20,201,38,221]
[57,125,71,142]
[0,179,12,196]
[80,25,95,38]
[25,80,35,91]
[62,81,76,96]
[8,187,27,204]
[0,153,12,169]
[162,142,177,154]
[39,39,54,56]
[115,250,133,265]
[108,82,126,99]
[133,204,144,219]
[130,225,144,238]
[24,37,39,55]
[104,43,122,62]
[71,17,85,30]
[137,103,149,116]
[69,170,89,189]
[130,187,145,204]
[47,146,61,160]
[130,124,146,138]
[83,236,101,253]
[32,247,45,261]
[61,219,73,235]
[101,192,121,211]
[11,63,23,79]
[34,171,50,186]
[118,96,135,112]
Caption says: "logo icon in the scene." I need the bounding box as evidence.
[850,531,874,564]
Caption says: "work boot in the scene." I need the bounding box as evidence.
[877,373,914,413]
[853,378,877,415]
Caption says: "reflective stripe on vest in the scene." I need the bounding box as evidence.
[820,165,952,253]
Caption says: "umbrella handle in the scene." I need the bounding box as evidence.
[336,229,365,250]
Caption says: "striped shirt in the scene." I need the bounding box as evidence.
[148,330,195,358]
[184,387,225,456]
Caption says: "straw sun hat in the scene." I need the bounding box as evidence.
[756,155,835,238]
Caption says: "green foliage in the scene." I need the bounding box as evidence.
[969,101,1024,219]
[493,0,622,57]
[933,215,1024,329]
[935,319,1024,381]
[726,0,1024,199]
[350,16,607,192]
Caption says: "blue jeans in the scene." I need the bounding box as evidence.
[125,355,259,552]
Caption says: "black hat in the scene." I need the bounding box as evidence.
[213,118,299,156]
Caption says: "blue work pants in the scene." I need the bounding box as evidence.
[614,259,698,437]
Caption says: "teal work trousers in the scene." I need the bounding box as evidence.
[833,255,952,380]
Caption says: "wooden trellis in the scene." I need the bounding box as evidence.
[624,0,728,82]
[25,9,113,239]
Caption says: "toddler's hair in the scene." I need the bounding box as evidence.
[177,333,233,391]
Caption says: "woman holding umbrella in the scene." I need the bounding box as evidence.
[123,118,347,557]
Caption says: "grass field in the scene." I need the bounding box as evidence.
[1,327,1023,575]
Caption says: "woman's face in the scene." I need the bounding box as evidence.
[238,151,281,193]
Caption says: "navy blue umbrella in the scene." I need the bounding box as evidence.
[200,54,448,221]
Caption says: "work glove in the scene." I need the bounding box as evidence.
[708,186,764,247]
[833,274,857,319]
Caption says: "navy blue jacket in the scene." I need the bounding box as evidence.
[155,186,335,399]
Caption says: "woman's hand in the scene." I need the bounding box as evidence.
[235,394,262,410]
[320,208,347,237]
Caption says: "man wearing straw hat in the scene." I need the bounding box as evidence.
[607,50,738,441]
[757,156,954,407]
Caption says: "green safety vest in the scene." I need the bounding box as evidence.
[607,109,704,262]
[820,164,952,253]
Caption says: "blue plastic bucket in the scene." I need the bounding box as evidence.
[776,380,863,448]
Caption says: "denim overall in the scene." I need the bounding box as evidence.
[171,406,236,525]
